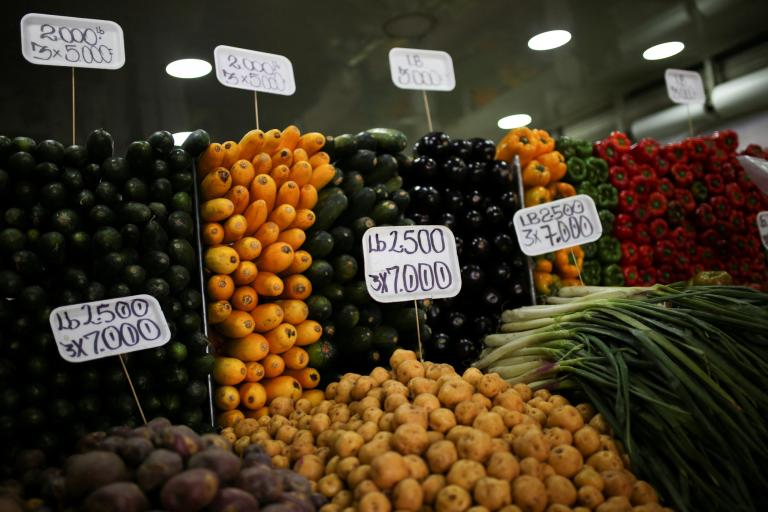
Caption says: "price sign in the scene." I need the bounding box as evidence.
[388,47,455,92]
[49,295,170,363]
[665,68,705,104]
[757,211,768,250]
[214,45,295,95]
[513,195,603,256]
[362,226,461,303]
[20,13,125,70]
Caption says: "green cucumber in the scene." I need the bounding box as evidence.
[344,280,370,305]
[390,189,411,211]
[330,226,354,255]
[358,303,382,328]
[346,326,373,352]
[333,254,358,282]
[370,200,399,224]
[341,171,365,195]
[346,187,377,219]
[307,295,333,321]
[304,230,334,258]
[372,325,399,348]
[351,217,376,239]
[365,128,408,154]
[321,282,345,302]
[313,187,348,231]
[342,149,377,174]
[331,133,356,158]
[181,129,211,157]
[366,154,398,184]
[334,303,359,331]
[384,175,404,193]
[305,260,335,288]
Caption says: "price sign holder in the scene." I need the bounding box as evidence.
[213,45,296,130]
[512,157,540,305]
[665,68,705,137]
[362,226,461,360]
[756,211,768,250]
[20,13,125,145]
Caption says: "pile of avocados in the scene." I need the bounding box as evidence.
[0,127,214,472]
[302,128,430,381]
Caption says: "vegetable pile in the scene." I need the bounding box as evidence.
[0,129,212,467]
[302,128,429,377]
[593,130,768,287]
[223,348,668,512]
[196,126,333,427]
[3,417,325,512]
[477,276,768,511]
[401,132,530,369]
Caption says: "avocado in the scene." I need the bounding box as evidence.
[85,128,114,163]
[81,162,102,187]
[185,381,208,405]
[306,339,337,371]
[0,270,23,297]
[101,156,129,183]
[0,135,11,159]
[108,282,131,298]
[148,130,174,157]
[50,209,80,234]
[69,231,91,254]
[29,205,48,229]
[142,220,168,251]
[0,169,9,194]
[168,147,192,172]
[150,159,170,180]
[18,285,46,311]
[161,297,184,318]
[171,191,193,213]
[167,211,194,239]
[12,136,36,153]
[122,177,148,202]
[0,227,26,253]
[148,202,168,225]
[57,288,82,305]
[177,310,201,333]
[334,303,359,330]
[121,202,152,224]
[150,178,173,203]
[61,167,84,190]
[120,224,141,248]
[126,140,153,173]
[84,281,106,301]
[307,294,332,321]
[164,264,190,293]
[4,208,27,228]
[72,189,96,212]
[34,161,60,182]
[88,204,116,226]
[40,182,68,209]
[142,250,171,276]
[94,181,121,205]
[63,144,88,168]
[181,128,210,157]
[180,288,202,311]
[63,266,89,289]
[168,238,195,269]
[144,277,170,298]
[37,231,66,265]
[92,226,122,253]
[103,251,128,274]
[120,247,139,265]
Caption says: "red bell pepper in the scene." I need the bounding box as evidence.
[647,192,668,217]
[655,157,671,177]
[609,166,630,189]
[633,204,651,223]
[706,159,724,175]
[621,242,638,265]
[622,265,640,286]
[698,228,719,247]
[614,213,635,240]
[630,176,651,197]
[658,178,675,199]
[638,267,656,286]
[714,130,738,152]
[698,246,715,265]
[595,140,619,164]
[664,143,687,163]
[731,210,746,232]
[711,147,728,163]
[619,190,639,212]
[609,131,632,153]
[671,226,691,248]
[666,200,685,225]
[657,265,674,283]
[695,203,716,227]
[733,234,751,255]
[744,143,764,157]
[635,223,652,245]
[714,219,730,237]
[710,196,731,219]
[650,218,669,239]
[671,163,694,187]
[655,240,676,263]
[746,235,761,254]
[727,259,741,277]
[637,245,654,268]
[704,174,725,195]
[673,253,691,272]
[722,162,737,183]
[633,138,660,162]
[675,189,696,213]
[690,161,705,180]
[620,152,638,172]
[745,191,763,212]
[725,182,745,207]
[685,137,709,161]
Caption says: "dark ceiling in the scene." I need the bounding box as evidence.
[2,0,768,149]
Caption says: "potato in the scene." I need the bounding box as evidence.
[362,407,384,425]
[65,451,129,498]
[236,465,283,502]
[473,412,505,438]
[335,457,361,481]
[602,470,633,498]
[276,425,298,444]
[355,396,380,414]
[446,459,485,490]
[474,477,511,510]
[370,367,391,385]
[389,348,417,369]
[574,466,603,490]
[486,452,519,481]
[437,378,474,408]
[429,408,457,433]
[467,507,490,512]
[572,426,600,457]
[586,451,623,472]
[116,437,153,467]
[595,496,631,512]
[476,373,508,398]
[335,379,355,403]
[188,448,242,482]
[81,482,148,512]
[545,505,572,512]
[631,481,659,505]
[393,478,424,511]
[382,379,409,397]
[332,490,353,508]
[513,430,549,462]
[428,431,445,444]
[293,454,324,481]
[577,485,605,509]
[543,427,572,448]
[426,363,455,381]
[471,393,493,410]
[499,507,524,512]
[455,401,485,426]
[359,439,390,465]
[546,474,577,505]
[410,377,439,396]
[354,480,380,500]
[519,457,543,479]
[462,367,483,386]
[347,464,371,488]
[512,475,547,512]
[271,455,290,468]
[547,406,584,433]
[413,393,441,413]
[457,429,493,462]
[325,382,339,400]
[446,425,474,444]
[396,359,426,383]
[161,468,219,512]
[492,407,525,429]
[317,431,335,448]
[494,390,525,413]
[426,440,458,473]
[392,423,430,455]
[334,431,364,458]
[234,418,260,439]
[357,421,378,442]
[404,454,430,481]
[208,487,259,512]
[359,491,391,512]
[202,434,232,452]
[320,505,341,512]
[318,474,343,497]
[491,438,510,453]
[370,451,410,489]
[310,414,331,436]
[589,414,609,434]
[329,403,351,424]
[394,404,429,429]
[436,484,472,512]
[422,474,447,504]
[548,445,583,478]
[351,376,376,400]
[384,393,409,412]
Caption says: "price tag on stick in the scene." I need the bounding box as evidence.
[513,195,603,257]
[757,211,768,250]
[20,13,125,69]
[214,45,296,95]
[388,48,455,91]
[50,294,171,363]
[664,69,705,104]
[362,226,461,303]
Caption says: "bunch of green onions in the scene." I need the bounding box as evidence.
[475,282,768,512]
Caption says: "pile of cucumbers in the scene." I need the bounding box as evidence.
[0,128,213,471]
[301,128,429,379]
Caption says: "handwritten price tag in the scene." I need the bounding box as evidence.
[214,45,295,95]
[665,68,705,104]
[513,195,603,256]
[757,211,768,250]
[49,295,170,363]
[388,47,455,92]
[362,225,461,303]
[20,13,124,70]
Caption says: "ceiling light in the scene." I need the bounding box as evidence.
[172,132,192,146]
[527,30,572,51]
[165,59,212,79]
[642,42,684,61]
[498,114,532,129]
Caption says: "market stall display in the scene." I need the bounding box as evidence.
[477,277,768,511]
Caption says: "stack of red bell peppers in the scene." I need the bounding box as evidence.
[595,130,768,288]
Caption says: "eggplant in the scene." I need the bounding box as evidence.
[463,210,483,231]
[510,254,527,269]
[493,262,513,283]
[488,160,513,187]
[470,138,496,161]
[442,156,468,185]
[427,332,451,360]
[467,161,487,187]
[456,337,480,362]
[449,139,473,160]
[443,190,464,212]
[447,311,467,332]
[482,289,501,308]
[499,190,520,213]
[494,233,516,256]
[461,264,485,290]
[410,185,441,213]
[454,235,464,257]
[414,132,451,159]
[411,212,432,225]
[469,236,491,260]
[473,315,497,337]
[465,190,485,209]
[440,212,457,231]
[485,205,505,226]
[410,156,438,184]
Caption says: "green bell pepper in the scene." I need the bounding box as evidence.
[582,241,598,260]
[586,157,609,183]
[602,263,625,286]
[582,260,602,285]
[565,157,588,183]
[556,136,578,159]
[596,184,618,210]
[598,210,615,234]
[576,180,597,199]
[597,236,621,264]
[576,140,594,159]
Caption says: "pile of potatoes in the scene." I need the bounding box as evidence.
[222,349,670,512]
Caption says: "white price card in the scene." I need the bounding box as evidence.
[513,195,603,257]
[665,68,705,104]
[214,45,295,95]
[757,211,768,250]
[49,295,170,363]
[362,225,461,303]
[388,47,455,91]
[20,13,125,70]
[736,155,768,195]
